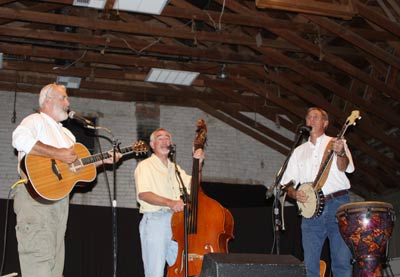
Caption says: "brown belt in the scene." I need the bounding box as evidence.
[324,190,348,201]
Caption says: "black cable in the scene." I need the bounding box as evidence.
[0,188,13,275]
[11,89,17,124]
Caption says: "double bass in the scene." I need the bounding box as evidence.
[167,119,234,277]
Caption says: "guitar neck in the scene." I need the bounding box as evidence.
[80,145,134,165]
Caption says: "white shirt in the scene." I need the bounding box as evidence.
[280,134,354,195]
[12,112,76,165]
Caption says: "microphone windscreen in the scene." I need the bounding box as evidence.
[68,111,76,119]
[300,126,311,133]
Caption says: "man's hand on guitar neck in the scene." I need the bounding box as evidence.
[94,150,122,167]
[287,186,309,203]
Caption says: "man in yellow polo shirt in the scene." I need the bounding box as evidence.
[134,128,205,277]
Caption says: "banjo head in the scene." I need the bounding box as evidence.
[297,183,325,218]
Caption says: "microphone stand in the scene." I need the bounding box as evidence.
[171,146,189,277]
[87,125,119,277]
[111,136,118,277]
[270,127,309,255]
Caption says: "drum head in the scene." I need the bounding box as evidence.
[337,201,394,216]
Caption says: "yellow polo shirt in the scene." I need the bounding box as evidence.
[135,154,192,213]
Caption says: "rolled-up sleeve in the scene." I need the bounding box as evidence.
[12,116,40,155]
[343,140,355,173]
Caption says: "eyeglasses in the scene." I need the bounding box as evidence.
[45,84,68,102]
[47,94,69,101]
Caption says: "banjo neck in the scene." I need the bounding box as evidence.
[312,110,360,191]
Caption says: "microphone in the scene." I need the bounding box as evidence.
[168,144,176,155]
[168,144,176,161]
[299,126,311,135]
[68,111,94,126]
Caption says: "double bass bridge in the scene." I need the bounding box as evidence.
[188,253,204,261]
[187,244,214,261]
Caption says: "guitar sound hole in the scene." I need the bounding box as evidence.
[69,160,83,173]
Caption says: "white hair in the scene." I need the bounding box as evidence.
[38,83,66,108]
[150,128,172,143]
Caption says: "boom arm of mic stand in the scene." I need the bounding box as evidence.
[273,129,307,189]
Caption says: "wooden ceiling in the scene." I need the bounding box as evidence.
[0,0,399,199]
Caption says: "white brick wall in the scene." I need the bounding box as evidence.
[0,90,294,208]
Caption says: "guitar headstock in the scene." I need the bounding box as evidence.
[132,140,149,155]
[194,119,207,150]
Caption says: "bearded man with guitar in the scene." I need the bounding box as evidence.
[12,83,121,277]
[281,107,355,277]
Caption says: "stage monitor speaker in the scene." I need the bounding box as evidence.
[200,253,306,277]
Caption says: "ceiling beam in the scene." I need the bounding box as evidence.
[356,1,400,38]
[304,14,400,70]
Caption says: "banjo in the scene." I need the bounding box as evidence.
[297,110,361,218]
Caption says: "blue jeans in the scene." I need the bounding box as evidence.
[139,209,178,277]
[302,194,353,277]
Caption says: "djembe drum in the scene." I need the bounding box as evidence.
[336,201,395,277]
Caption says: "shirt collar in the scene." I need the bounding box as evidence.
[307,133,327,146]
[40,112,63,128]
[150,153,172,168]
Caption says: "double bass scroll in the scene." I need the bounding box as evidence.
[167,119,234,277]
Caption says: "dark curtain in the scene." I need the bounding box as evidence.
[0,183,331,277]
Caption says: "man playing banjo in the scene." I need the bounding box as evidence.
[281,107,354,277]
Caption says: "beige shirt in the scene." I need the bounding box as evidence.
[135,154,192,213]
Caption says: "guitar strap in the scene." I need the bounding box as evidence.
[314,138,334,191]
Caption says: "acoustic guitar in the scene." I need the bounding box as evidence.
[20,140,148,201]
